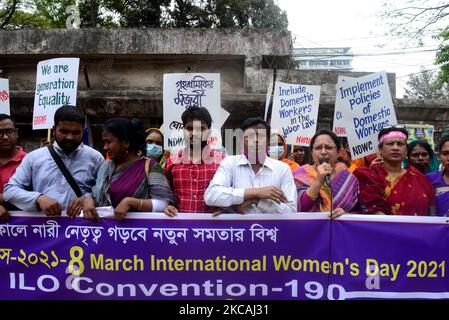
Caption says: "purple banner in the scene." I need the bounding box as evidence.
[0,212,448,300]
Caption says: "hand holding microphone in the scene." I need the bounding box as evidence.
[318,156,332,187]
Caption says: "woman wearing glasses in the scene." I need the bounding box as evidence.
[353,126,435,216]
[293,129,359,219]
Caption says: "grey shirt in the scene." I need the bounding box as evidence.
[4,141,105,211]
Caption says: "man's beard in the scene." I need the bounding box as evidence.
[58,139,80,153]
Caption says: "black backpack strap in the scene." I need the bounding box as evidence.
[47,145,83,198]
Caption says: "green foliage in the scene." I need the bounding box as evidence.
[0,0,56,28]
[0,0,288,29]
[118,0,170,28]
[167,0,288,28]
[78,0,121,27]
[380,1,449,45]
[33,0,73,28]
[168,0,207,27]
[249,0,287,28]
[435,27,449,88]
[381,1,449,88]
[406,67,449,99]
[1,0,120,28]
[1,6,54,28]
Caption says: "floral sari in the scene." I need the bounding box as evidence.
[354,163,435,215]
[293,163,359,212]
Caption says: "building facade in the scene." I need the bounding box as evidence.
[293,47,353,71]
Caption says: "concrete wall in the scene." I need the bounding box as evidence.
[1,29,292,150]
[0,28,447,151]
[0,28,291,56]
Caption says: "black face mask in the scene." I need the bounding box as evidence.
[58,139,80,154]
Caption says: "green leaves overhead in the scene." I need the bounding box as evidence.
[0,0,288,29]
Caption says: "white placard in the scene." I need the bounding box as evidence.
[336,71,397,159]
[0,78,10,115]
[332,75,352,137]
[264,80,273,122]
[270,81,321,146]
[32,58,80,130]
[220,108,230,129]
[163,73,222,151]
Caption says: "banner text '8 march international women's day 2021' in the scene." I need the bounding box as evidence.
[1,213,449,300]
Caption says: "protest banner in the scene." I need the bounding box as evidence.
[405,124,435,148]
[335,71,397,159]
[1,212,448,300]
[270,82,321,146]
[333,75,352,137]
[32,58,80,130]
[163,73,221,151]
[0,78,10,115]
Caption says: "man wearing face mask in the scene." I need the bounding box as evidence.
[145,127,167,169]
[163,107,225,216]
[268,133,299,172]
[4,105,104,218]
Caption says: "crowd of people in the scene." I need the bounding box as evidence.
[0,104,448,221]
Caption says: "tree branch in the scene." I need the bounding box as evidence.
[0,0,18,28]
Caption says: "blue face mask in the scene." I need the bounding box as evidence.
[146,144,163,159]
[268,146,284,159]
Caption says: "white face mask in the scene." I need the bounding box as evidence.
[146,144,163,159]
[268,145,284,159]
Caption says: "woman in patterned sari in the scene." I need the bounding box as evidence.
[353,126,435,216]
[293,129,359,219]
[92,118,176,219]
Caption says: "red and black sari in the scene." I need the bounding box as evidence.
[353,163,435,216]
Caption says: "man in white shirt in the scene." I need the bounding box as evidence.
[205,117,297,214]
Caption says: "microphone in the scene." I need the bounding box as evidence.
[319,157,332,187]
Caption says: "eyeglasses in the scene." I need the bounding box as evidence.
[0,129,16,137]
[313,144,337,152]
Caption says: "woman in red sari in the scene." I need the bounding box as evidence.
[353,126,435,216]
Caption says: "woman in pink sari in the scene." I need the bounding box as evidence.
[293,129,359,219]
